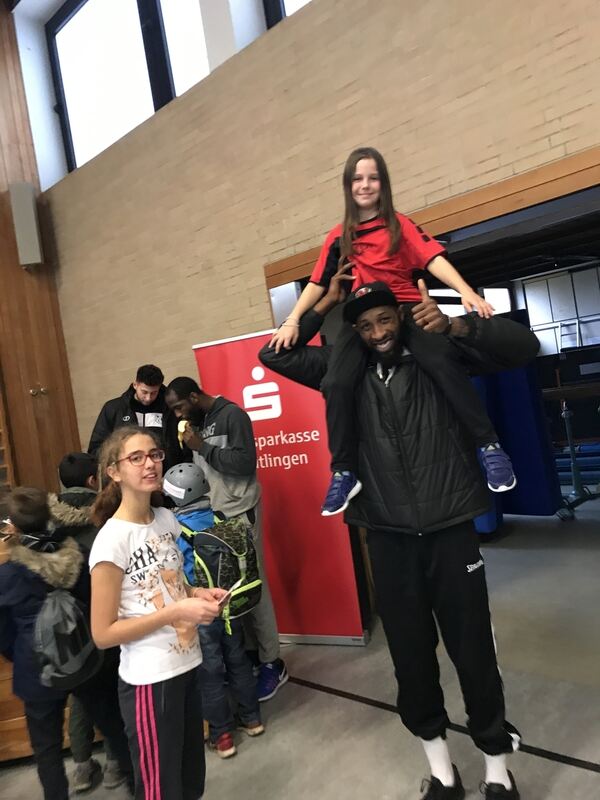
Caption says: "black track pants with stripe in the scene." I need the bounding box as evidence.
[367,521,520,755]
[118,666,205,800]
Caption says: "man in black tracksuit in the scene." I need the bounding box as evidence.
[259,271,539,800]
[87,364,189,468]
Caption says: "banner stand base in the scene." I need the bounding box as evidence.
[279,630,370,647]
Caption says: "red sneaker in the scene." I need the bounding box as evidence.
[208,732,237,759]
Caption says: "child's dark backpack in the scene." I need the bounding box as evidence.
[180,516,261,619]
[33,589,103,690]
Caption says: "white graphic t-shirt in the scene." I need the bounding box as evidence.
[89,506,201,685]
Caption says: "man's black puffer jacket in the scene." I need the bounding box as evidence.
[260,309,539,535]
[348,355,488,533]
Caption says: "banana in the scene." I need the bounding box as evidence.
[177,420,189,448]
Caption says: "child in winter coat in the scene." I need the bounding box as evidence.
[48,451,128,792]
[0,487,132,800]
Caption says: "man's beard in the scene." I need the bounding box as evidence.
[369,329,405,368]
[187,407,205,427]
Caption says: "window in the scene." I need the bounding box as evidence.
[523,268,600,354]
[46,0,210,170]
[160,0,209,96]
[52,0,155,168]
[263,0,314,28]
[429,288,465,318]
[284,0,313,15]
[483,288,512,315]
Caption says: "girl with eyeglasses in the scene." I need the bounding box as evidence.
[89,426,226,800]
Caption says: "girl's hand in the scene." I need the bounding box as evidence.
[461,289,494,319]
[170,597,220,626]
[269,321,300,354]
[191,587,228,603]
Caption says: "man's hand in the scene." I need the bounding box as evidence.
[412,279,451,333]
[314,262,355,316]
[182,425,203,451]
[461,288,494,318]
[327,261,355,305]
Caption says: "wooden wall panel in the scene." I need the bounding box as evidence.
[0,4,82,763]
[0,5,80,490]
[0,374,15,493]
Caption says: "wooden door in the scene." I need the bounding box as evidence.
[0,5,80,491]
[0,372,15,499]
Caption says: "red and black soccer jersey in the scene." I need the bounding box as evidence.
[309,212,446,302]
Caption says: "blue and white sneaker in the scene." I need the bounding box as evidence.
[257,660,288,702]
[479,444,517,492]
[321,471,363,516]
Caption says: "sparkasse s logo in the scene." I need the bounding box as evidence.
[242,367,282,421]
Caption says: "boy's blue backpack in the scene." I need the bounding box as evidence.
[180,516,262,620]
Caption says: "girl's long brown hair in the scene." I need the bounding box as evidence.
[91,427,163,527]
[340,147,401,263]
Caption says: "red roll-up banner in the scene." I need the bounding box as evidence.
[193,330,365,643]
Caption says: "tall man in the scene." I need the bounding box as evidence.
[259,269,539,800]
[165,377,288,702]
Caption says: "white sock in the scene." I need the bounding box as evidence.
[420,737,454,786]
[484,753,512,789]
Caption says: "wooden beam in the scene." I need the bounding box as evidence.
[411,146,600,234]
[265,248,320,289]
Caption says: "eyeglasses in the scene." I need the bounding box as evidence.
[114,449,165,467]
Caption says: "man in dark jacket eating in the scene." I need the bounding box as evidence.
[260,268,539,800]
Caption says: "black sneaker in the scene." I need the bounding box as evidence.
[420,765,465,799]
[480,771,520,799]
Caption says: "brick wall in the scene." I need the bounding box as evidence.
[45,0,600,444]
